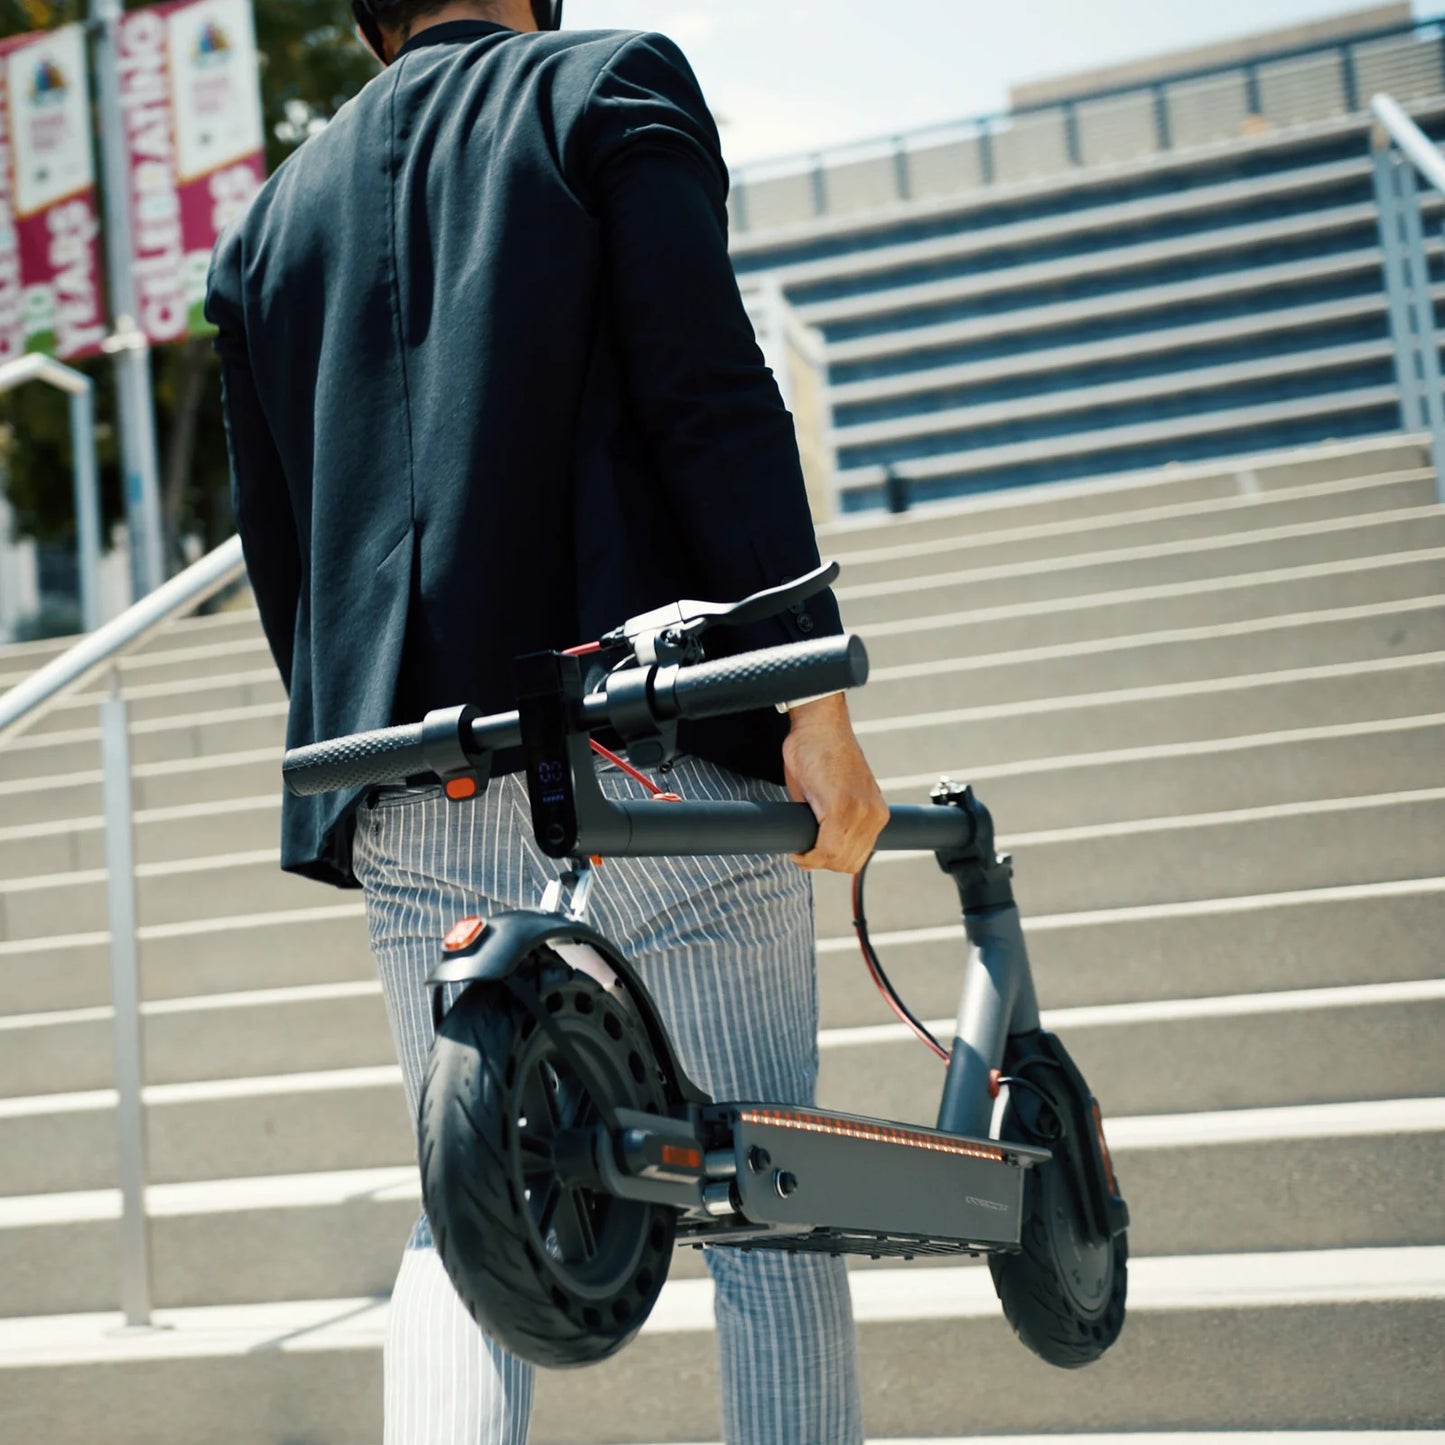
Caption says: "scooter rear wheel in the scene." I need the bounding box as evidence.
[989,1095,1128,1368]
[418,953,676,1368]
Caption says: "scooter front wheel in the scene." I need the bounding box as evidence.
[989,1092,1128,1367]
[418,954,676,1368]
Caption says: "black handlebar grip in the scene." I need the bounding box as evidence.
[282,723,430,797]
[663,634,869,721]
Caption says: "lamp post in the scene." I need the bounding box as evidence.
[89,0,166,602]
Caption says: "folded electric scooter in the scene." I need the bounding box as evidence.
[283,563,1129,1371]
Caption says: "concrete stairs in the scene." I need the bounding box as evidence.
[0,433,1442,1441]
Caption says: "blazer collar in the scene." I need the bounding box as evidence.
[395,19,512,59]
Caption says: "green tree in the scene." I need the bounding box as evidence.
[0,0,375,562]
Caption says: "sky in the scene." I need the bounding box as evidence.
[575,0,1424,166]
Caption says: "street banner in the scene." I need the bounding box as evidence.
[0,61,25,365]
[0,24,105,361]
[118,0,265,343]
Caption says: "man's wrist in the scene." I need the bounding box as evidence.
[779,690,846,720]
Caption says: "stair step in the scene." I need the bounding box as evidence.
[819,877,1445,1024]
[836,511,1445,626]
[1,787,1438,946]
[1,1099,1438,1316]
[5,874,1444,1094]
[817,790,1445,931]
[854,598,1445,721]
[0,901,371,1016]
[816,435,1431,553]
[817,979,1445,1123]
[1,1248,1440,1442]
[7,708,1441,882]
[856,653,1445,777]
[829,468,1438,587]
[3,868,1436,1028]
[859,550,1445,667]
[2,980,1437,1195]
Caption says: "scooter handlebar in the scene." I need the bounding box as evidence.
[660,634,869,721]
[282,634,869,798]
[282,722,429,797]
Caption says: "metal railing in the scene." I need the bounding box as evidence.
[0,532,248,1327]
[728,13,1445,235]
[0,356,103,635]
[1371,92,1445,503]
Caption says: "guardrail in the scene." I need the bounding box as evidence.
[0,532,248,1327]
[1371,92,1445,503]
[729,14,1445,235]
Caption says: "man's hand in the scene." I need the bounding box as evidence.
[781,693,890,874]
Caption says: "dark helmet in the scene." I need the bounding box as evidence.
[352,1,563,60]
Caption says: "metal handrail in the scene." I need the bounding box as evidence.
[1369,93,1445,503]
[0,532,245,744]
[1373,92,1445,189]
[0,528,248,1331]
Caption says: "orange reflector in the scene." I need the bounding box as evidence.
[1092,1102,1119,1196]
[444,777,478,801]
[740,1108,1005,1163]
[589,855,604,867]
[443,916,487,953]
[660,1144,702,1169]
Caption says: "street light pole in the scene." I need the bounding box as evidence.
[89,0,166,601]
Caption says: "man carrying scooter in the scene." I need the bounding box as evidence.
[206,1,889,1440]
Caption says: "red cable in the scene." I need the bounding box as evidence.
[852,873,950,1062]
[589,739,681,799]
[562,639,683,801]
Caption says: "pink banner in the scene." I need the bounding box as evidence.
[118,0,265,343]
[0,59,26,364]
[0,24,105,361]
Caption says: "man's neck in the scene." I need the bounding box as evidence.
[387,1,535,60]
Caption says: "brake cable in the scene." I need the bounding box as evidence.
[852,858,950,1062]
[565,644,951,1065]
[563,641,682,802]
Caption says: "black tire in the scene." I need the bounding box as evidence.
[418,952,676,1368]
[988,1095,1128,1368]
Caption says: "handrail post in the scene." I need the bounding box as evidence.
[70,386,103,635]
[1370,94,1445,505]
[1372,144,1424,431]
[99,669,154,1328]
[1395,156,1445,501]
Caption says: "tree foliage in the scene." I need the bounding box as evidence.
[0,0,376,558]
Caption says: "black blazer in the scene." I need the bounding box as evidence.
[206,21,840,887]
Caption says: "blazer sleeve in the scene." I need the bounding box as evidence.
[571,32,842,651]
[205,227,302,691]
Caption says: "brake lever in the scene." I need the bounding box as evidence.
[712,560,840,628]
[603,560,841,666]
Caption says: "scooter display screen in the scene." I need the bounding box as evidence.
[515,652,581,857]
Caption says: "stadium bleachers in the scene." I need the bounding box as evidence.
[730,16,1445,513]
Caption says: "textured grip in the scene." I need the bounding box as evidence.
[283,724,429,796]
[668,634,869,721]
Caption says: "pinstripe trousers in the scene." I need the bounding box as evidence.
[351,756,865,1445]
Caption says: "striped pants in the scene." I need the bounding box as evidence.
[351,756,864,1445]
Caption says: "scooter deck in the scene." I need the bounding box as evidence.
[681,1102,1051,1256]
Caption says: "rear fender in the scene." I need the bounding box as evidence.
[425,908,710,1106]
